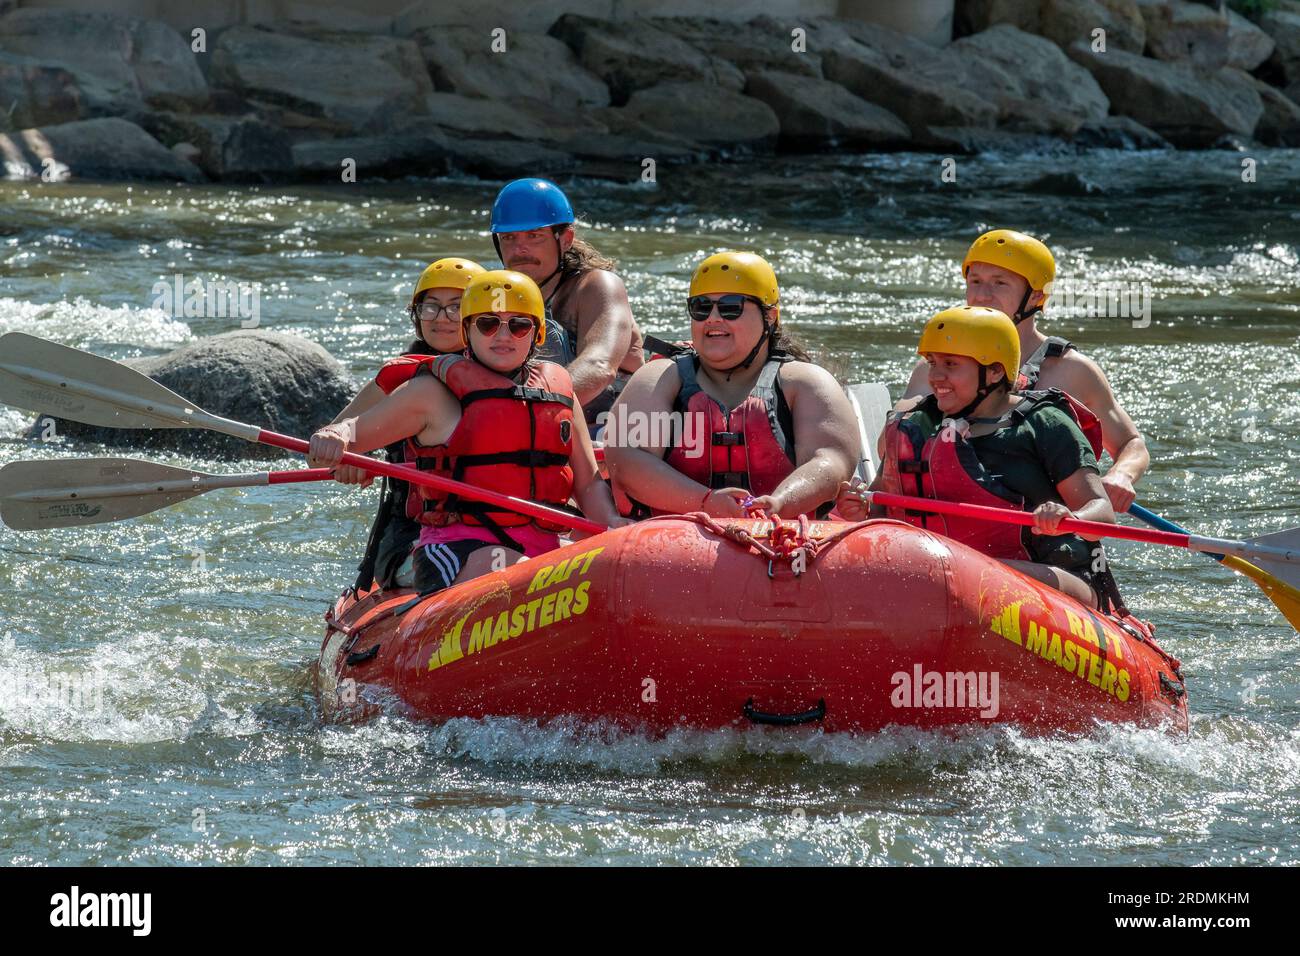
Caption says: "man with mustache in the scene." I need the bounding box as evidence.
[490,178,644,431]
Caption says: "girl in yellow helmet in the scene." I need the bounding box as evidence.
[320,257,485,590]
[606,251,859,520]
[838,306,1118,608]
[310,271,625,597]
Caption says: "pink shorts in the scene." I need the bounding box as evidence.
[415,522,560,559]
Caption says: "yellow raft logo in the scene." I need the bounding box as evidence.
[426,547,604,672]
[989,601,1131,702]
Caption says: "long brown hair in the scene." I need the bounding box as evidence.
[560,229,617,275]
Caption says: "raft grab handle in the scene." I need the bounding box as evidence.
[743,697,827,726]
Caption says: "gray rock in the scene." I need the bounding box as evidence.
[144,113,293,181]
[1072,115,1172,149]
[953,0,1041,36]
[438,138,577,178]
[32,331,355,460]
[548,14,745,105]
[1253,79,1300,146]
[1068,42,1264,145]
[420,91,573,144]
[821,24,999,131]
[0,8,207,115]
[620,81,780,149]
[1,117,204,182]
[0,53,83,130]
[211,26,433,136]
[291,133,452,179]
[654,16,824,79]
[1260,8,1300,87]
[1137,0,1275,71]
[1038,0,1146,55]
[949,25,1110,134]
[744,70,912,147]
[415,26,609,109]
[917,126,1064,154]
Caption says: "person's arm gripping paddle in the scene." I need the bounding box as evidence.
[326,379,388,487]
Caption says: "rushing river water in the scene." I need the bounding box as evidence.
[1,148,1298,865]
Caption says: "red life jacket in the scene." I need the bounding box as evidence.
[878,389,1103,560]
[375,353,575,536]
[663,353,796,501]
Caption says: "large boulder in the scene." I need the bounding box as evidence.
[821,23,999,132]
[619,81,779,149]
[32,331,355,460]
[143,113,293,182]
[548,14,745,105]
[1072,115,1172,149]
[1259,6,1300,88]
[1136,0,1275,71]
[418,91,607,147]
[211,26,433,136]
[0,8,207,115]
[291,133,452,179]
[654,16,824,79]
[1,117,203,182]
[948,25,1110,134]
[0,54,83,130]
[414,26,609,109]
[1253,79,1300,146]
[1037,0,1146,55]
[744,70,912,147]
[438,138,578,178]
[1067,42,1264,145]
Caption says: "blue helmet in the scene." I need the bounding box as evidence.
[490,178,574,234]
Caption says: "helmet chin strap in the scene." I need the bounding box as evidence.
[1012,286,1042,325]
[951,366,999,421]
[719,316,773,381]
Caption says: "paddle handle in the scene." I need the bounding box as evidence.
[1128,503,1225,560]
[866,491,1297,564]
[268,468,336,485]
[254,429,607,535]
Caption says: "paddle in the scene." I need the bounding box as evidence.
[0,332,606,535]
[1128,502,1300,629]
[862,489,1300,590]
[0,457,334,529]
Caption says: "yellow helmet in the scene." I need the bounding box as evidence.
[962,229,1055,293]
[689,251,779,308]
[411,257,486,307]
[459,269,547,347]
[918,305,1020,384]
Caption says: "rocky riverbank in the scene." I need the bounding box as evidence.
[1,1,1299,185]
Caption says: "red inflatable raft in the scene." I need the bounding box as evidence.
[317,516,1188,735]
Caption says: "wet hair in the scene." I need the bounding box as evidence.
[557,228,617,274]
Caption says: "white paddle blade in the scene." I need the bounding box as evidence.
[846,382,892,483]
[0,457,208,529]
[0,332,206,429]
[1246,526,1300,590]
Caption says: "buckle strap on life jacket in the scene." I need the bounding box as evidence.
[453,450,571,469]
[1018,335,1074,390]
[460,385,575,409]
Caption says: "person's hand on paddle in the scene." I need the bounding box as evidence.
[1102,471,1137,513]
[308,421,356,471]
[700,487,750,519]
[332,462,375,488]
[835,478,870,521]
[1030,501,1074,535]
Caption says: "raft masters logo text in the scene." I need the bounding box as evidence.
[50,886,151,936]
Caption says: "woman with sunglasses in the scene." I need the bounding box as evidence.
[309,270,623,597]
[320,257,486,592]
[605,251,859,520]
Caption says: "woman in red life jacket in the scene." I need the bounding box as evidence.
[604,251,858,519]
[309,270,625,596]
[323,258,486,592]
[837,305,1116,607]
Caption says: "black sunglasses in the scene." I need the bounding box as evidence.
[471,315,536,339]
[688,294,761,323]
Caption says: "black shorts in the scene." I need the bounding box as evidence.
[411,538,522,595]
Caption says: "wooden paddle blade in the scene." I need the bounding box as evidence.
[0,332,206,429]
[0,457,208,529]
[846,382,891,483]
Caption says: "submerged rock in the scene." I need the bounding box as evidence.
[30,331,355,460]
